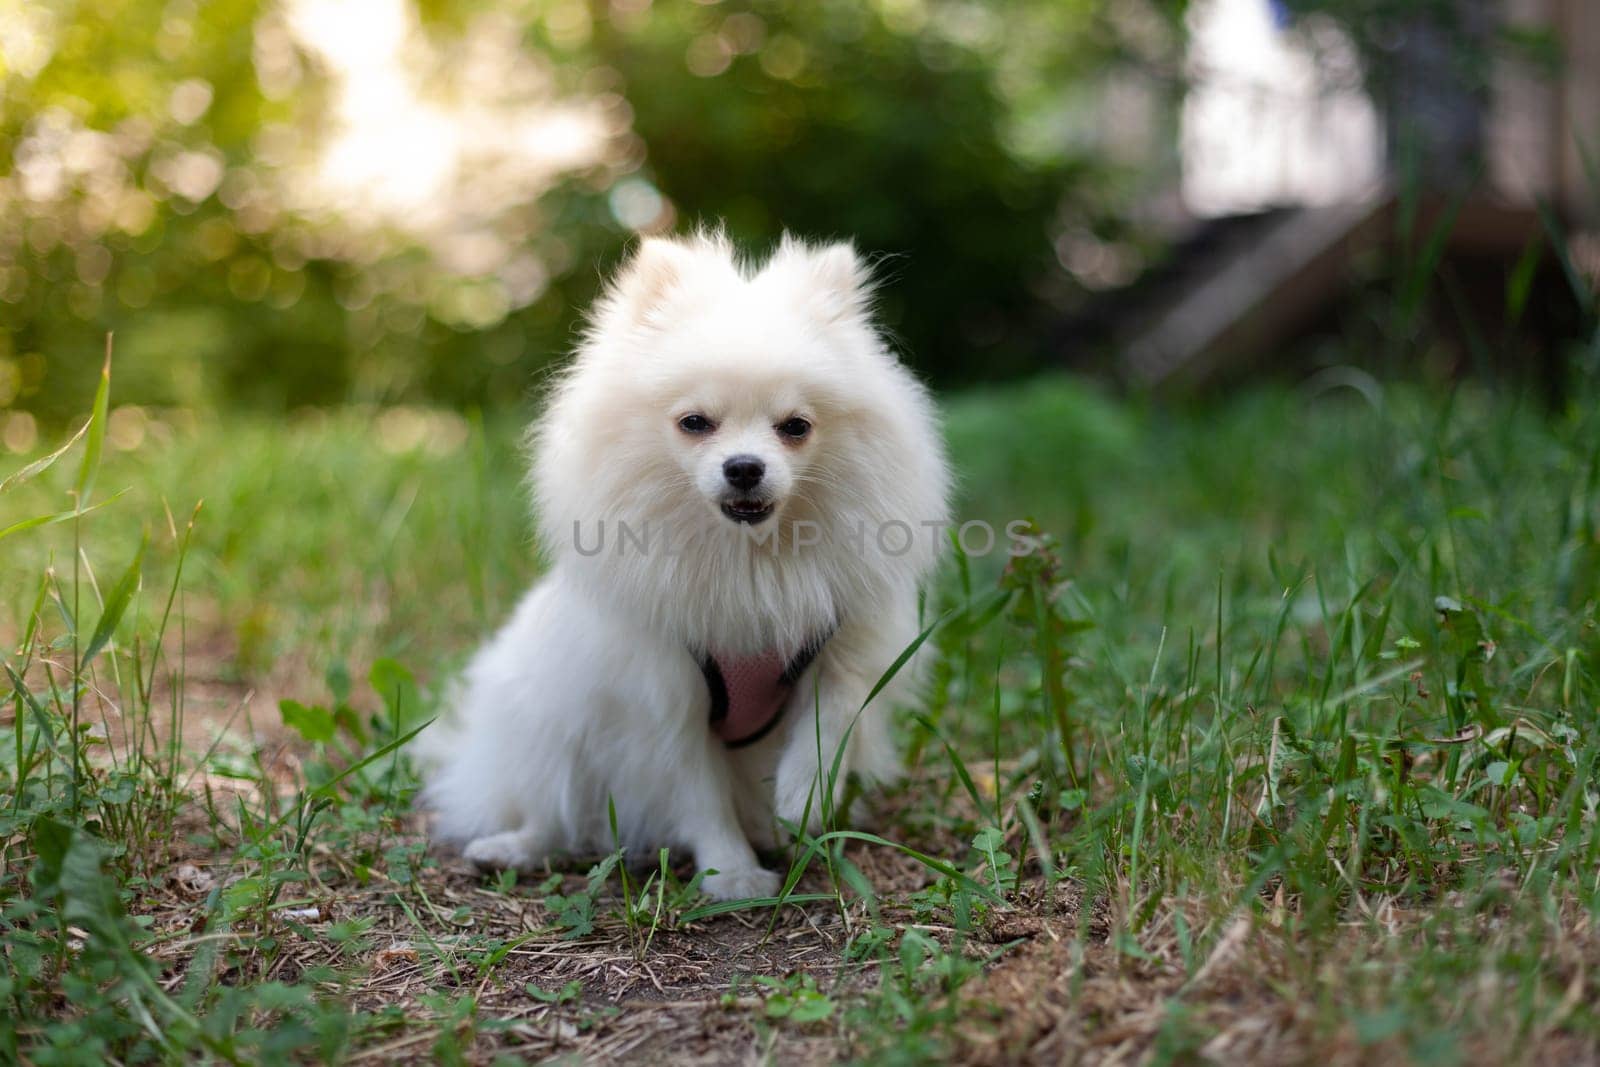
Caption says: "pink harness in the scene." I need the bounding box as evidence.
[698,634,829,747]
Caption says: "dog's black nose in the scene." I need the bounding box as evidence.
[722,455,765,492]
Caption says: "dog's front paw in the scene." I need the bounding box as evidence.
[774,772,822,836]
[463,830,540,873]
[775,757,849,836]
[741,810,781,852]
[701,865,780,902]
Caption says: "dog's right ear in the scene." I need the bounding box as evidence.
[602,234,734,331]
[607,238,694,327]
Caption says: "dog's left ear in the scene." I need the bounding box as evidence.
[767,236,873,325]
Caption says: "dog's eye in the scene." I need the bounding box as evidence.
[678,414,715,434]
[777,417,812,441]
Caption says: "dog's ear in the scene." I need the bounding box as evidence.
[602,233,737,330]
[766,236,873,325]
[606,238,698,327]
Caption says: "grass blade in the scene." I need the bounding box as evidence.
[0,492,128,544]
[81,537,145,668]
[73,335,113,507]
[0,419,89,496]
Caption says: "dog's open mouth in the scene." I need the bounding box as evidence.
[720,499,775,524]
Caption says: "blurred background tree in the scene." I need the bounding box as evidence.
[1273,0,1559,184]
[2,0,1591,426]
[1,0,1189,422]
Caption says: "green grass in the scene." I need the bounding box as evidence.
[4,355,1600,1062]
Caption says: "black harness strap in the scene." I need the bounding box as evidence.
[698,627,835,749]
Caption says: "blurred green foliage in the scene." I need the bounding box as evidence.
[578,0,1183,381]
[1,0,1187,423]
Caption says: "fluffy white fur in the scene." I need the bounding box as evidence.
[417,232,950,900]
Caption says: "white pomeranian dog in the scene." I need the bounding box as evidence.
[418,231,949,900]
